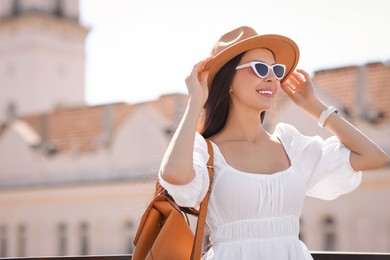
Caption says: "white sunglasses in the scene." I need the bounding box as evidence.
[236,61,286,80]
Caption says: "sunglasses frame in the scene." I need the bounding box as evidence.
[236,61,286,80]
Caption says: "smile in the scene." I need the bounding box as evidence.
[257,90,274,95]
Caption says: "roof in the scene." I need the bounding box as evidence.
[313,62,390,124]
[10,93,188,155]
[20,102,134,155]
[1,60,388,157]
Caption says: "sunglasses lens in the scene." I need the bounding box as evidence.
[254,63,269,77]
[273,65,285,79]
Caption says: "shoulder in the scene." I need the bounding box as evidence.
[195,131,206,143]
[273,122,300,141]
[273,123,323,155]
[194,132,208,152]
[273,123,301,152]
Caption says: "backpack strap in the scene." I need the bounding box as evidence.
[191,139,214,259]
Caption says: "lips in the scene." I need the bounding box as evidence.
[257,88,275,97]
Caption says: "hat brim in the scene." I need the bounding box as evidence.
[202,34,299,89]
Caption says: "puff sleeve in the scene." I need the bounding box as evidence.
[275,123,362,200]
[158,132,210,207]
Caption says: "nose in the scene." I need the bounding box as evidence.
[265,71,278,83]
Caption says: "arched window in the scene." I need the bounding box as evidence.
[53,0,64,17]
[58,223,67,256]
[12,0,21,16]
[0,225,8,257]
[125,221,134,254]
[322,216,337,251]
[17,224,27,257]
[79,222,89,255]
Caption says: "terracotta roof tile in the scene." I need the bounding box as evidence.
[365,62,390,123]
[313,66,358,116]
[20,103,134,155]
[13,94,189,156]
[313,62,390,124]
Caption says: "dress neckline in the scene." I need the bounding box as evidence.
[208,136,293,177]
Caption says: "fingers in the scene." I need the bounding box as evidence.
[185,61,203,85]
[199,56,213,70]
[283,69,311,90]
[287,74,301,87]
[199,70,209,85]
[281,70,305,96]
[282,69,316,105]
[292,72,305,83]
[186,57,213,86]
[280,81,295,97]
[194,56,213,75]
[296,69,310,79]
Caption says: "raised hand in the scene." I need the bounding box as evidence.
[280,69,319,109]
[185,57,211,109]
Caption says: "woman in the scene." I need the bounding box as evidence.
[158,26,388,259]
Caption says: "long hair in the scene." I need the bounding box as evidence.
[201,53,265,139]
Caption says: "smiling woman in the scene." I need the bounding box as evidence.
[156,25,388,260]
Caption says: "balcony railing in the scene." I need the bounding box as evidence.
[311,251,390,259]
[2,252,390,260]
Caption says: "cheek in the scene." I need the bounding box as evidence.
[242,69,259,82]
[232,70,258,90]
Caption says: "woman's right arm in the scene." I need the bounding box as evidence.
[159,58,210,185]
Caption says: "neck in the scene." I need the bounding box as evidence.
[220,103,267,143]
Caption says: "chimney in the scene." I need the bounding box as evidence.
[356,65,369,119]
[101,105,113,148]
[5,101,17,122]
[39,114,57,155]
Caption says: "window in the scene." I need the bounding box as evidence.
[79,222,89,255]
[322,216,337,251]
[12,0,21,16]
[58,223,67,256]
[17,224,26,257]
[125,221,134,254]
[54,0,64,17]
[0,225,7,257]
[299,218,304,242]
[6,101,17,120]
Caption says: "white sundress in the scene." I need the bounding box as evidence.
[158,123,362,260]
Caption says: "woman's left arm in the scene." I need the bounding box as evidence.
[281,69,388,171]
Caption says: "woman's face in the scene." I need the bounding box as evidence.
[230,48,281,112]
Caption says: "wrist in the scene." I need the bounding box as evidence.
[302,99,327,121]
[318,106,339,128]
[187,98,204,114]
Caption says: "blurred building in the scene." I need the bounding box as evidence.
[0,0,176,256]
[0,0,86,123]
[0,0,389,257]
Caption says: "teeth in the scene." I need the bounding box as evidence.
[257,90,273,95]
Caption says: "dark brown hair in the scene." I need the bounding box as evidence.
[201,52,265,139]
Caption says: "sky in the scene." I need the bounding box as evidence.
[79,0,390,106]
